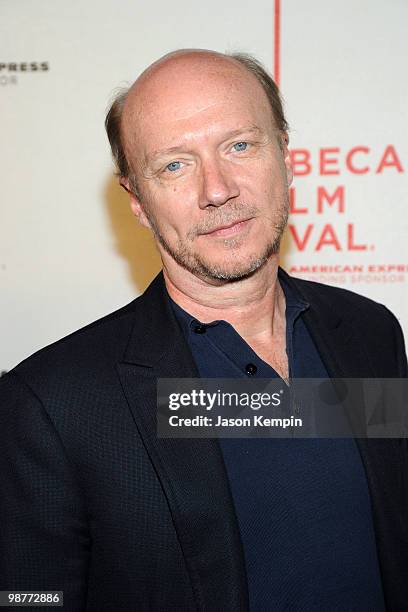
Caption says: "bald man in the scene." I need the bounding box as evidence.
[1,50,407,611]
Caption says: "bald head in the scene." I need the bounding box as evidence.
[105,49,288,192]
[130,48,242,91]
[125,49,258,107]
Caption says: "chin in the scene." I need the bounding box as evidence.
[192,250,273,283]
[158,231,281,283]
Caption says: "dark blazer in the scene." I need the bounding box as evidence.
[1,269,407,611]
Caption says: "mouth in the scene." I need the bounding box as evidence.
[200,218,253,238]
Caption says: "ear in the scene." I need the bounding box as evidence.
[281,132,293,187]
[119,178,152,230]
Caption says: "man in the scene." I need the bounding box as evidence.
[0,49,407,611]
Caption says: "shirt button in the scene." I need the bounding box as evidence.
[193,324,207,334]
[245,363,257,376]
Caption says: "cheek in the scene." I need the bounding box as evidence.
[238,156,279,187]
[259,160,288,192]
[146,200,194,241]
[152,183,196,219]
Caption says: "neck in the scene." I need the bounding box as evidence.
[163,256,285,340]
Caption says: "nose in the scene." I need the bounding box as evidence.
[198,158,240,209]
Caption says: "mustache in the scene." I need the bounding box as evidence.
[189,203,260,238]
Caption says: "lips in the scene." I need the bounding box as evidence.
[200,218,252,236]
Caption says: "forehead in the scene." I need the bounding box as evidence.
[121,56,273,157]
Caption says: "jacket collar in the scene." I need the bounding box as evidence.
[121,271,185,367]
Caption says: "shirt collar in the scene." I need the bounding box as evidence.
[169,267,310,337]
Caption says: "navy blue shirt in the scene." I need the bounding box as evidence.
[169,270,385,611]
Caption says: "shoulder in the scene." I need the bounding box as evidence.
[286,273,407,376]
[2,296,140,397]
[300,274,386,305]
[2,272,169,400]
[287,272,401,325]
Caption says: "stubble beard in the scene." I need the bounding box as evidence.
[144,196,289,283]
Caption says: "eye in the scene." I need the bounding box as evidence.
[165,161,182,172]
[233,141,249,152]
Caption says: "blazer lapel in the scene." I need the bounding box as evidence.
[117,273,249,611]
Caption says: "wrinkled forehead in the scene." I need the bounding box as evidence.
[121,55,272,153]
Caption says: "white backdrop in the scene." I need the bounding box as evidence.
[1,0,406,371]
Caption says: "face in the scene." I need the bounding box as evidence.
[122,55,293,283]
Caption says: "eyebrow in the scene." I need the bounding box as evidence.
[144,125,263,166]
